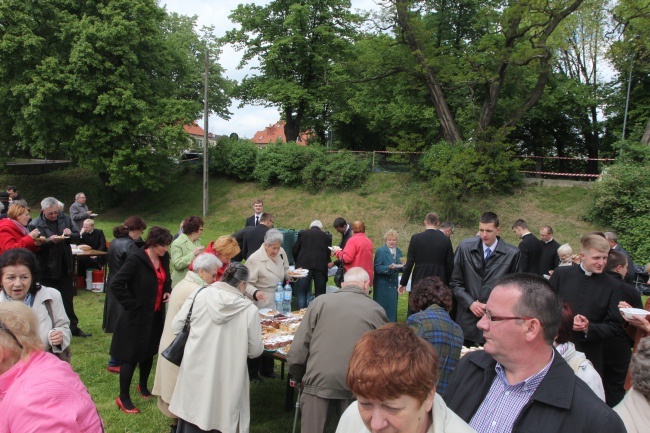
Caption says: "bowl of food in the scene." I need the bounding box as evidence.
[620,308,650,320]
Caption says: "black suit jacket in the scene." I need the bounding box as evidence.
[539,238,560,275]
[399,229,454,287]
[518,232,543,274]
[292,227,332,273]
[231,226,254,262]
[245,214,261,227]
[612,244,636,283]
[333,226,352,267]
[242,224,268,259]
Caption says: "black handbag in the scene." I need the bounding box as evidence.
[334,265,346,288]
[161,286,206,366]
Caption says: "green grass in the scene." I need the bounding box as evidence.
[70,171,601,432]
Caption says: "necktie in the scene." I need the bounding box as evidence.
[255,216,259,226]
[484,248,492,264]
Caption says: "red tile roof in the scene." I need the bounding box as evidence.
[251,121,310,145]
[183,122,205,137]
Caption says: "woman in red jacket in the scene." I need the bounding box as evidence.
[333,221,375,286]
[0,204,45,255]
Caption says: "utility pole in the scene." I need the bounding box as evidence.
[203,48,209,218]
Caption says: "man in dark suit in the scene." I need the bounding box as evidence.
[512,219,542,275]
[242,212,274,259]
[328,217,352,271]
[398,212,454,316]
[231,226,254,262]
[539,225,560,276]
[292,220,332,307]
[548,234,623,376]
[605,231,636,283]
[77,218,107,276]
[245,199,264,227]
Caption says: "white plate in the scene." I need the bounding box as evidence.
[90,213,98,217]
[259,308,280,317]
[620,308,649,320]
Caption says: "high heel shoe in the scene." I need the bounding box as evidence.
[136,384,153,399]
[116,396,140,414]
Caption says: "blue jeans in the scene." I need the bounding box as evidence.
[294,269,328,309]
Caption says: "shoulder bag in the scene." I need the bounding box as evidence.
[161,285,207,366]
[44,300,72,363]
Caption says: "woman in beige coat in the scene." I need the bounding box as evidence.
[614,337,650,433]
[244,229,289,381]
[152,253,221,431]
[168,262,263,433]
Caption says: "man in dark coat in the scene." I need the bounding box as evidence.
[450,212,520,346]
[292,220,332,307]
[548,234,623,376]
[601,250,643,407]
[512,219,543,275]
[605,231,636,283]
[539,225,560,276]
[398,212,454,316]
[244,199,264,227]
[328,217,352,271]
[28,196,90,337]
[242,213,274,259]
[445,273,626,433]
[231,226,254,262]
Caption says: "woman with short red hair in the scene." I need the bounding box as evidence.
[333,221,374,286]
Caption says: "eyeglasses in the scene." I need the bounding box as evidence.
[0,319,23,349]
[483,309,541,326]
[44,210,59,216]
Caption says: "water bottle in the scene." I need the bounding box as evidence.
[274,282,283,312]
[283,281,292,314]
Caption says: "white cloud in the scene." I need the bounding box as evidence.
[162,0,379,138]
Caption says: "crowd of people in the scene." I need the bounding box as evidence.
[0,192,648,433]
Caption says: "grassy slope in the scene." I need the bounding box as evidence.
[75,172,600,432]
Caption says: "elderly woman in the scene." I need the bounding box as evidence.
[169,263,263,433]
[373,229,404,322]
[0,248,71,358]
[170,216,204,288]
[152,253,222,430]
[0,302,103,432]
[110,226,173,414]
[245,228,289,381]
[333,221,374,286]
[406,277,463,397]
[554,303,605,401]
[0,203,45,255]
[202,235,240,280]
[336,323,475,433]
[557,243,574,267]
[614,337,650,433]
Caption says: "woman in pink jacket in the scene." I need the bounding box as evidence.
[333,221,375,286]
[0,302,104,432]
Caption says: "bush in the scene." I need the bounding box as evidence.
[588,144,650,263]
[302,151,370,192]
[254,143,324,188]
[208,138,258,180]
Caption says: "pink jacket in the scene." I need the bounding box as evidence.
[0,218,38,256]
[335,233,375,286]
[0,351,103,433]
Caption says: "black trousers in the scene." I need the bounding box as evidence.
[42,275,79,332]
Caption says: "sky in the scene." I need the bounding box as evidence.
[161,0,381,138]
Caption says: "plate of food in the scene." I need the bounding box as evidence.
[392,263,404,268]
[620,308,650,320]
[287,269,309,278]
[259,308,281,318]
[51,235,70,240]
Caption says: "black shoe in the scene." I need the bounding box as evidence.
[249,374,264,383]
[261,371,278,379]
[72,328,92,337]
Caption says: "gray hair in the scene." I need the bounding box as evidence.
[495,273,562,345]
[192,253,222,273]
[631,337,650,398]
[220,262,249,287]
[57,201,64,210]
[557,243,573,259]
[75,192,85,200]
[40,197,59,211]
[344,267,370,284]
[604,231,617,242]
[264,228,283,246]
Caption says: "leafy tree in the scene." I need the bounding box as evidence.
[0,0,232,191]
[225,0,361,143]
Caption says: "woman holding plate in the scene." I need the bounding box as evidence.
[373,229,404,322]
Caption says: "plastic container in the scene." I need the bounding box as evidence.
[91,270,105,293]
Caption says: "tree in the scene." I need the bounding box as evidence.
[225,0,361,143]
[0,0,232,191]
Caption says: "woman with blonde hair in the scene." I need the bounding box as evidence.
[201,235,240,280]
[373,229,403,321]
[0,203,45,255]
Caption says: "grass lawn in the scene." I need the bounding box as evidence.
[67,171,603,432]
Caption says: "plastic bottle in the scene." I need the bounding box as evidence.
[274,282,283,312]
[283,281,292,314]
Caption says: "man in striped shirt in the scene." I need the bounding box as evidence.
[445,273,625,433]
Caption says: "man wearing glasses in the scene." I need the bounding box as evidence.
[29,197,91,337]
[445,273,626,433]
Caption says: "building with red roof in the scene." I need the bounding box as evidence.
[251,121,311,146]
